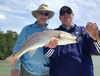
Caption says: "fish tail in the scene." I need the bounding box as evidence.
[4,54,18,67]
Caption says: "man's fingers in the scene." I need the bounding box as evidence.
[48,39,58,47]
[48,40,54,47]
[51,40,58,47]
[86,22,98,32]
[86,22,97,29]
[86,22,99,40]
[45,44,48,47]
[51,37,59,40]
[45,38,59,48]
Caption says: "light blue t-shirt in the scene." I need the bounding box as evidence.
[12,22,49,75]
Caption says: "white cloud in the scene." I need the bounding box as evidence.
[0,5,12,11]
[10,0,27,4]
[0,0,100,33]
[0,5,26,14]
[0,14,6,20]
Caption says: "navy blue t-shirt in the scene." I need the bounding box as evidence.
[44,24,99,76]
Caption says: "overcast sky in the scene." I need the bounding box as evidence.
[0,0,100,33]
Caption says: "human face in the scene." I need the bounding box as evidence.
[36,11,49,25]
[59,10,74,27]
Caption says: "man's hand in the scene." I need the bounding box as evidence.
[45,37,59,48]
[11,70,19,76]
[86,22,99,40]
[96,31,100,42]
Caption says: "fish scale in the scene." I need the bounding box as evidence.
[5,30,79,63]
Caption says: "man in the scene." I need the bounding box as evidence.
[44,6,100,76]
[11,4,54,76]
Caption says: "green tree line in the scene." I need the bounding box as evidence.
[0,30,18,60]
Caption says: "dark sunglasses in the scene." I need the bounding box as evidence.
[37,12,49,16]
[60,10,72,16]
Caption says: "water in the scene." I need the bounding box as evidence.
[0,56,100,76]
[92,56,100,76]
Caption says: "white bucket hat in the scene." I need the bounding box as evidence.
[32,4,54,19]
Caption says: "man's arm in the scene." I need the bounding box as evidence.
[86,22,100,54]
[11,61,20,76]
[85,36,100,54]
[86,22,99,41]
[11,70,19,76]
[11,26,28,76]
[94,42,100,54]
[44,38,59,57]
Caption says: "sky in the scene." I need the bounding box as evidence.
[0,0,100,33]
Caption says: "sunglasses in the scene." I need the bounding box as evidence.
[37,12,49,16]
[60,10,72,16]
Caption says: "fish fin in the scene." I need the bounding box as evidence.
[28,49,37,57]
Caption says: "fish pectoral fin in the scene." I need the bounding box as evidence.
[28,49,37,57]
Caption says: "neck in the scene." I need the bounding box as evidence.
[63,23,73,28]
[37,21,46,27]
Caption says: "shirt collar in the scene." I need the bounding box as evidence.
[34,21,48,28]
[62,24,75,29]
[60,24,76,32]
